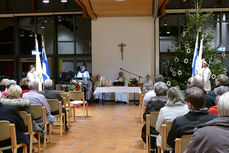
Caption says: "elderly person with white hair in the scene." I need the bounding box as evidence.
[22,80,55,124]
[0,78,10,92]
[185,92,229,153]
[206,74,229,108]
[8,84,22,99]
[141,81,168,150]
[190,75,205,90]
[142,74,165,112]
[1,79,16,98]
[40,79,69,131]
[156,87,189,147]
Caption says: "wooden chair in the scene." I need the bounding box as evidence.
[61,92,75,124]
[29,105,51,149]
[47,99,65,136]
[175,135,192,153]
[19,111,41,153]
[145,112,159,152]
[0,121,27,153]
[68,91,89,119]
[139,93,146,123]
[161,121,173,153]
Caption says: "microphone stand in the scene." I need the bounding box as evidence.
[120,68,142,105]
[120,68,143,82]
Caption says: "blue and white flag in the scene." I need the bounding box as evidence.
[192,33,199,76]
[41,35,50,84]
[195,35,204,76]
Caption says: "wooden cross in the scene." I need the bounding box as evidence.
[118,43,126,60]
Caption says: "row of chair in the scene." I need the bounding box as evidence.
[145,112,192,153]
[0,91,89,153]
[0,105,51,153]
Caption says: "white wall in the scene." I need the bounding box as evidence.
[92,17,154,82]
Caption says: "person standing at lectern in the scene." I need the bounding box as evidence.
[76,65,90,85]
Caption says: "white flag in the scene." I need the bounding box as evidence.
[35,34,43,91]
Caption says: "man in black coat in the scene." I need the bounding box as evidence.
[205,74,229,108]
[0,103,30,153]
[167,87,217,149]
[40,79,69,131]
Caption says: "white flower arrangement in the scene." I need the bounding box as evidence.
[184,58,189,64]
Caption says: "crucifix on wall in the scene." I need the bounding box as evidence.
[118,43,126,60]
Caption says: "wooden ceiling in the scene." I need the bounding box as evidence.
[90,0,153,17]
[74,0,170,19]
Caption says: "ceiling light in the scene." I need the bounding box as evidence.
[114,0,126,1]
[41,26,45,29]
[166,31,171,34]
[61,0,67,2]
[43,0,49,3]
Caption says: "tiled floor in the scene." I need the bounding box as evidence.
[42,102,146,153]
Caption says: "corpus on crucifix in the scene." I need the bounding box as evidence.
[118,43,126,60]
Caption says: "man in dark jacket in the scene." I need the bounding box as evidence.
[167,87,217,149]
[0,103,30,153]
[185,92,229,153]
[40,79,69,131]
[205,74,228,108]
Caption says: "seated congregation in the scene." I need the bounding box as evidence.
[141,74,229,153]
[0,77,88,153]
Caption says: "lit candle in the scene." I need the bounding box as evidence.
[100,76,102,87]
[103,77,106,86]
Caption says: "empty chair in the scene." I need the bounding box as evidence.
[0,121,27,153]
[68,91,88,119]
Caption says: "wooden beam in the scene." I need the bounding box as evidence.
[74,0,88,18]
[32,0,35,10]
[158,0,165,9]
[79,0,97,19]
[221,0,224,5]
[159,0,170,16]
[0,8,82,14]
[2,0,6,11]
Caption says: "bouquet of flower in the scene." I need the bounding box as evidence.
[68,79,87,91]
[129,78,138,85]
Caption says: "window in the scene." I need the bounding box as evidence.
[0,18,15,55]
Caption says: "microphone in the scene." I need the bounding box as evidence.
[120,68,124,71]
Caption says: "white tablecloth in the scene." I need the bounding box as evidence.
[94,86,141,95]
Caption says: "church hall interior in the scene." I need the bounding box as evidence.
[0,0,229,153]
